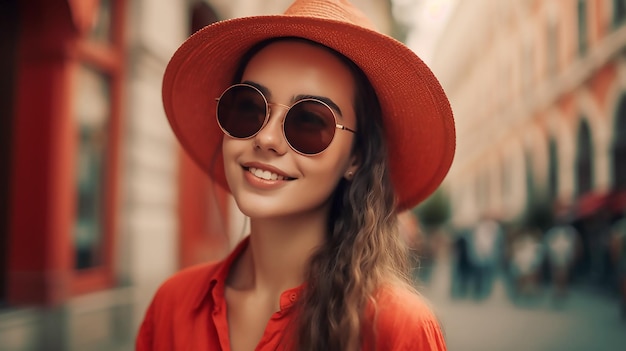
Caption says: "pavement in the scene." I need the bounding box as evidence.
[420,257,626,351]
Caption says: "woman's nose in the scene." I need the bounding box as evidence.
[253,106,288,155]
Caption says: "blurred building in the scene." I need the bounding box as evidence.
[432,0,626,226]
[0,0,396,350]
[431,0,626,285]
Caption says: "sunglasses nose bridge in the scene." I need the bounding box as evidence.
[252,102,290,154]
[267,102,291,119]
[266,102,294,134]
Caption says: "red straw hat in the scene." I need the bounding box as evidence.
[162,0,455,210]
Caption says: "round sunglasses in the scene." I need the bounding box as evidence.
[215,84,356,155]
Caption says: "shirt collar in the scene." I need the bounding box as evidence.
[193,235,251,311]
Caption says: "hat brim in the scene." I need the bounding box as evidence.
[163,15,455,211]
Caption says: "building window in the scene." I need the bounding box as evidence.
[578,0,588,56]
[525,152,536,206]
[614,0,626,26]
[576,120,593,196]
[6,0,126,304]
[613,96,626,190]
[72,0,125,292]
[548,138,559,200]
[73,64,110,269]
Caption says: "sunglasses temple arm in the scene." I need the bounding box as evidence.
[337,124,356,133]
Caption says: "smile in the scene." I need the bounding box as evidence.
[247,167,294,181]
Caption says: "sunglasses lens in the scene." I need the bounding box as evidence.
[284,100,336,155]
[217,85,267,138]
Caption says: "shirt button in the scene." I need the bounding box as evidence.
[289,293,297,302]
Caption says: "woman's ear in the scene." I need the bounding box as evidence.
[344,170,355,180]
[344,154,360,181]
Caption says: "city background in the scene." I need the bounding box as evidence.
[1,0,625,350]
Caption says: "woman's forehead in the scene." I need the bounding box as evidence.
[241,40,357,121]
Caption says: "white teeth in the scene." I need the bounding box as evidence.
[249,167,285,181]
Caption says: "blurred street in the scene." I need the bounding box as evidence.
[420,255,626,351]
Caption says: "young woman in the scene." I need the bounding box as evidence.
[137,0,455,350]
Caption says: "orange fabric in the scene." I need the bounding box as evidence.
[136,238,447,351]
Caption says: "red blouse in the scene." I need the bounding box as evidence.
[136,238,447,350]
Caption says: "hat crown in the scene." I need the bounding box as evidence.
[284,0,377,31]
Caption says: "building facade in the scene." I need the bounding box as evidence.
[0,0,396,350]
[430,0,626,285]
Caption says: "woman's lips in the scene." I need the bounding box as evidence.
[247,167,293,181]
[241,163,296,184]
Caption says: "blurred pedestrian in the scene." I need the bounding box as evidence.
[135,0,455,350]
[609,217,626,319]
[544,218,579,302]
[510,228,544,303]
[467,216,504,300]
[451,228,473,299]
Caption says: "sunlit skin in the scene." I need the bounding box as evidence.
[221,40,360,351]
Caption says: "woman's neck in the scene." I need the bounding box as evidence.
[230,210,327,295]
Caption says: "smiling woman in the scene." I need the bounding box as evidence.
[221,40,359,220]
[136,1,455,350]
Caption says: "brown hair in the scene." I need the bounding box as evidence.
[233,37,414,351]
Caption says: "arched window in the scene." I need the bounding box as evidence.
[576,120,593,196]
[613,0,626,27]
[613,95,626,190]
[548,138,559,200]
[525,151,536,206]
[578,0,588,55]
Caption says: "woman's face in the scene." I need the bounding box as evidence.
[222,40,359,219]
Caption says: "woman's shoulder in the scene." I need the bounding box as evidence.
[136,260,228,350]
[368,284,447,350]
[373,284,440,325]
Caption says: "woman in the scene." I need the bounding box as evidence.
[137,0,455,350]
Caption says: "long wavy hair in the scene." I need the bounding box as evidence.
[232,37,414,351]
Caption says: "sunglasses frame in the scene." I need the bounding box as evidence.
[215,83,356,156]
